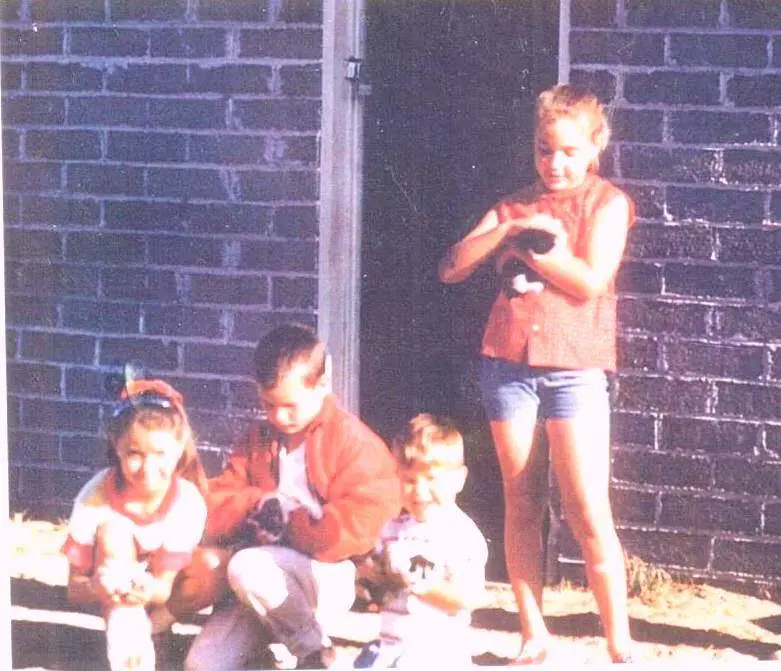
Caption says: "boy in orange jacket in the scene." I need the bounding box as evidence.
[181,323,401,670]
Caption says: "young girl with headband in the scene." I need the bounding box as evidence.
[62,378,208,671]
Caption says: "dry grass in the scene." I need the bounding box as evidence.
[9,513,70,586]
[625,552,675,604]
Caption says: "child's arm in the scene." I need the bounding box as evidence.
[439,204,561,284]
[438,209,510,284]
[411,574,487,615]
[520,193,631,300]
[67,565,102,606]
[204,438,268,543]
[67,561,152,607]
[120,569,179,607]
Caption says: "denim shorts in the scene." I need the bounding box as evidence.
[478,356,609,422]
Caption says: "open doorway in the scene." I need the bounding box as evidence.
[359,0,559,579]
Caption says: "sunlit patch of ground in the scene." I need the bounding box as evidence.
[8,516,781,669]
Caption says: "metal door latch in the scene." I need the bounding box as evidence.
[345,56,372,96]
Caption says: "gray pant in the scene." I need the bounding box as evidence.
[185,545,356,670]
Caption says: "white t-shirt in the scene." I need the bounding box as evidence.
[62,467,207,573]
[277,444,324,519]
[377,505,488,652]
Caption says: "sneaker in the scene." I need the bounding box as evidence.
[295,646,337,670]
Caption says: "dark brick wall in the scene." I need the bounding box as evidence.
[2,0,323,516]
[569,0,781,590]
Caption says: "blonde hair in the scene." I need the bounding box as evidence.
[392,413,465,471]
[535,84,611,167]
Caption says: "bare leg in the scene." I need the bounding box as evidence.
[94,521,156,671]
[547,415,633,660]
[490,418,551,660]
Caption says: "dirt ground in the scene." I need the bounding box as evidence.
[9,517,781,669]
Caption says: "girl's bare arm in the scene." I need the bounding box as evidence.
[67,565,102,605]
[438,209,510,284]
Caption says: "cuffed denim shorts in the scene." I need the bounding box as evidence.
[478,356,609,422]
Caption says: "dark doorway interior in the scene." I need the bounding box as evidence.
[359,1,559,580]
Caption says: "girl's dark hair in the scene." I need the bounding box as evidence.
[106,379,208,499]
[254,323,327,390]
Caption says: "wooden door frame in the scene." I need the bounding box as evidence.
[318,0,365,413]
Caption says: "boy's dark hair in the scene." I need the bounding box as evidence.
[254,323,328,389]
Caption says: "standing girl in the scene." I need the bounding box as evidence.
[62,378,208,671]
[439,84,634,664]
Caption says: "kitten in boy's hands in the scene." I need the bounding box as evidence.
[243,493,297,545]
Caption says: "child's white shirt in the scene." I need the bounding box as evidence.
[378,505,488,652]
[277,444,324,519]
[63,467,207,573]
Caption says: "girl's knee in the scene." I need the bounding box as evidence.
[567,510,622,561]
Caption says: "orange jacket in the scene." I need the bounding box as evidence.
[481,175,635,371]
[204,395,401,563]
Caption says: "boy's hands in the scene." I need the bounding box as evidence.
[245,494,290,545]
[242,492,321,547]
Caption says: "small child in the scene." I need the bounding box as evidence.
[354,414,488,669]
[62,377,208,671]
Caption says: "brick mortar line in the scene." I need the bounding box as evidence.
[1,55,323,65]
[573,63,781,73]
[570,27,781,36]
[618,141,780,150]
[0,22,322,29]
[615,178,781,190]
[617,522,781,543]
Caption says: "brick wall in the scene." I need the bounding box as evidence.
[566,0,781,590]
[2,0,323,517]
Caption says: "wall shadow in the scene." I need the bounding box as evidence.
[471,606,780,659]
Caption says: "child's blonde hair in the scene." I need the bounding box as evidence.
[392,413,465,471]
[535,84,610,167]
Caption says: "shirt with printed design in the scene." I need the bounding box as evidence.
[376,505,488,648]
